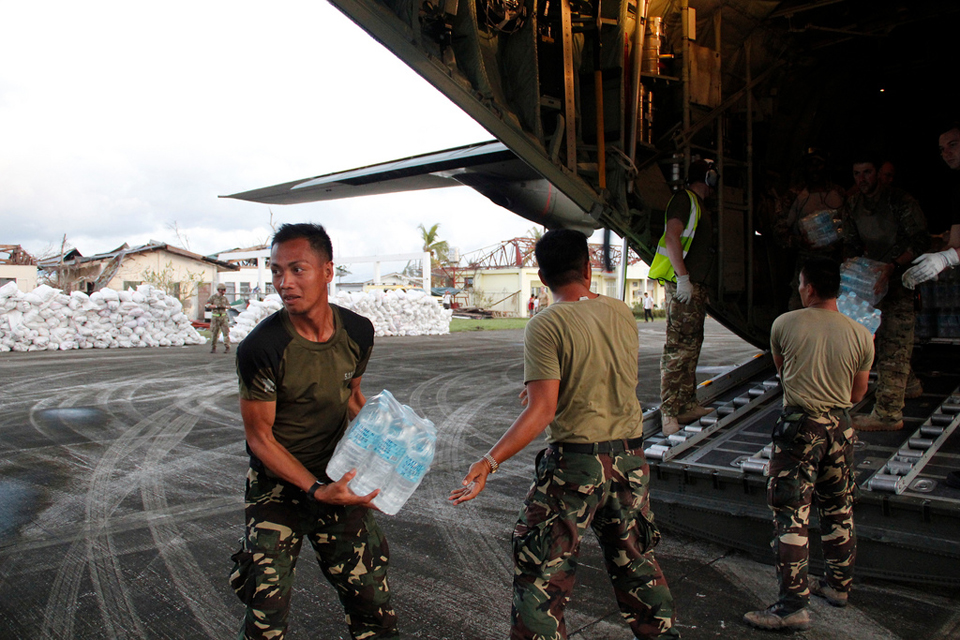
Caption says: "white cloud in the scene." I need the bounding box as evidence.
[0,0,546,265]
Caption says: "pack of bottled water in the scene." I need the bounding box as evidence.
[326,389,437,515]
[799,209,840,248]
[837,290,882,334]
[840,256,888,307]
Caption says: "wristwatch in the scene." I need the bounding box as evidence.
[307,480,326,502]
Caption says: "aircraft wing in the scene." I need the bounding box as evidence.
[223,140,532,205]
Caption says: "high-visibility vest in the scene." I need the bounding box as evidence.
[648,190,702,283]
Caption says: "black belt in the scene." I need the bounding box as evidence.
[549,436,645,455]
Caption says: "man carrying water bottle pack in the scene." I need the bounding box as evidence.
[231,223,399,639]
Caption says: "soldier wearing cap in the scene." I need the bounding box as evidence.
[206,283,231,353]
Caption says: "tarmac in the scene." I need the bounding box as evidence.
[0,317,957,640]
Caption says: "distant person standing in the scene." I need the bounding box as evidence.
[206,283,231,353]
[537,287,549,313]
[643,291,655,322]
[745,256,873,631]
[528,294,535,317]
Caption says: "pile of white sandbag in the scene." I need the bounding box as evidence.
[334,289,451,337]
[224,289,451,344]
[228,295,283,343]
[0,281,206,352]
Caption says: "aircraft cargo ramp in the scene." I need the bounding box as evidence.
[645,347,960,587]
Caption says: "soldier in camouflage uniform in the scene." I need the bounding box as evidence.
[451,229,679,640]
[651,160,718,436]
[842,158,928,431]
[232,223,397,640]
[206,283,231,353]
[744,257,874,631]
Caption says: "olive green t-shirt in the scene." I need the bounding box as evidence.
[523,295,644,443]
[236,306,374,477]
[770,307,874,417]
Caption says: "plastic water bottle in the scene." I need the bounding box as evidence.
[800,210,839,248]
[350,409,410,496]
[838,290,881,334]
[375,417,437,515]
[327,390,401,482]
[864,309,882,334]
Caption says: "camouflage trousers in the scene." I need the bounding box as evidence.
[767,411,856,610]
[232,467,397,640]
[211,315,230,349]
[873,284,915,422]
[660,281,708,418]
[512,445,679,640]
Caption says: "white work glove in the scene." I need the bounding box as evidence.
[902,249,960,289]
[674,274,693,304]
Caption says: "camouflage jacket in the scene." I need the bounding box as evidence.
[207,293,230,314]
[842,186,929,263]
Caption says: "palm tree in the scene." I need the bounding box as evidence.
[335,264,351,284]
[418,223,450,265]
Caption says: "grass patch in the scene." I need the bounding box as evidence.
[450,317,530,332]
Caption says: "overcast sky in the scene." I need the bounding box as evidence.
[1,0,556,275]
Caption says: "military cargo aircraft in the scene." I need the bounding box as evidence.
[226,0,960,586]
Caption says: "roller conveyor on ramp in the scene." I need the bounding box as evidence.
[643,349,960,587]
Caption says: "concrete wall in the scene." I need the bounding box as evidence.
[462,262,666,317]
[217,267,272,303]
[0,265,39,292]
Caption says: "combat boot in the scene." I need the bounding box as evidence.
[809,576,848,607]
[743,604,811,631]
[677,405,714,424]
[904,379,923,399]
[854,414,903,431]
[661,416,681,436]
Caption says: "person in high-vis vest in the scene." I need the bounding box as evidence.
[649,160,717,436]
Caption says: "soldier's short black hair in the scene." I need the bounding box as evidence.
[272,223,333,263]
[535,229,590,290]
[850,154,881,171]
[937,120,960,137]
[800,256,841,300]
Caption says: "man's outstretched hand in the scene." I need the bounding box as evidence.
[903,249,960,289]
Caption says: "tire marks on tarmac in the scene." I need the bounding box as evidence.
[408,358,522,631]
[33,372,239,639]
[139,380,237,638]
